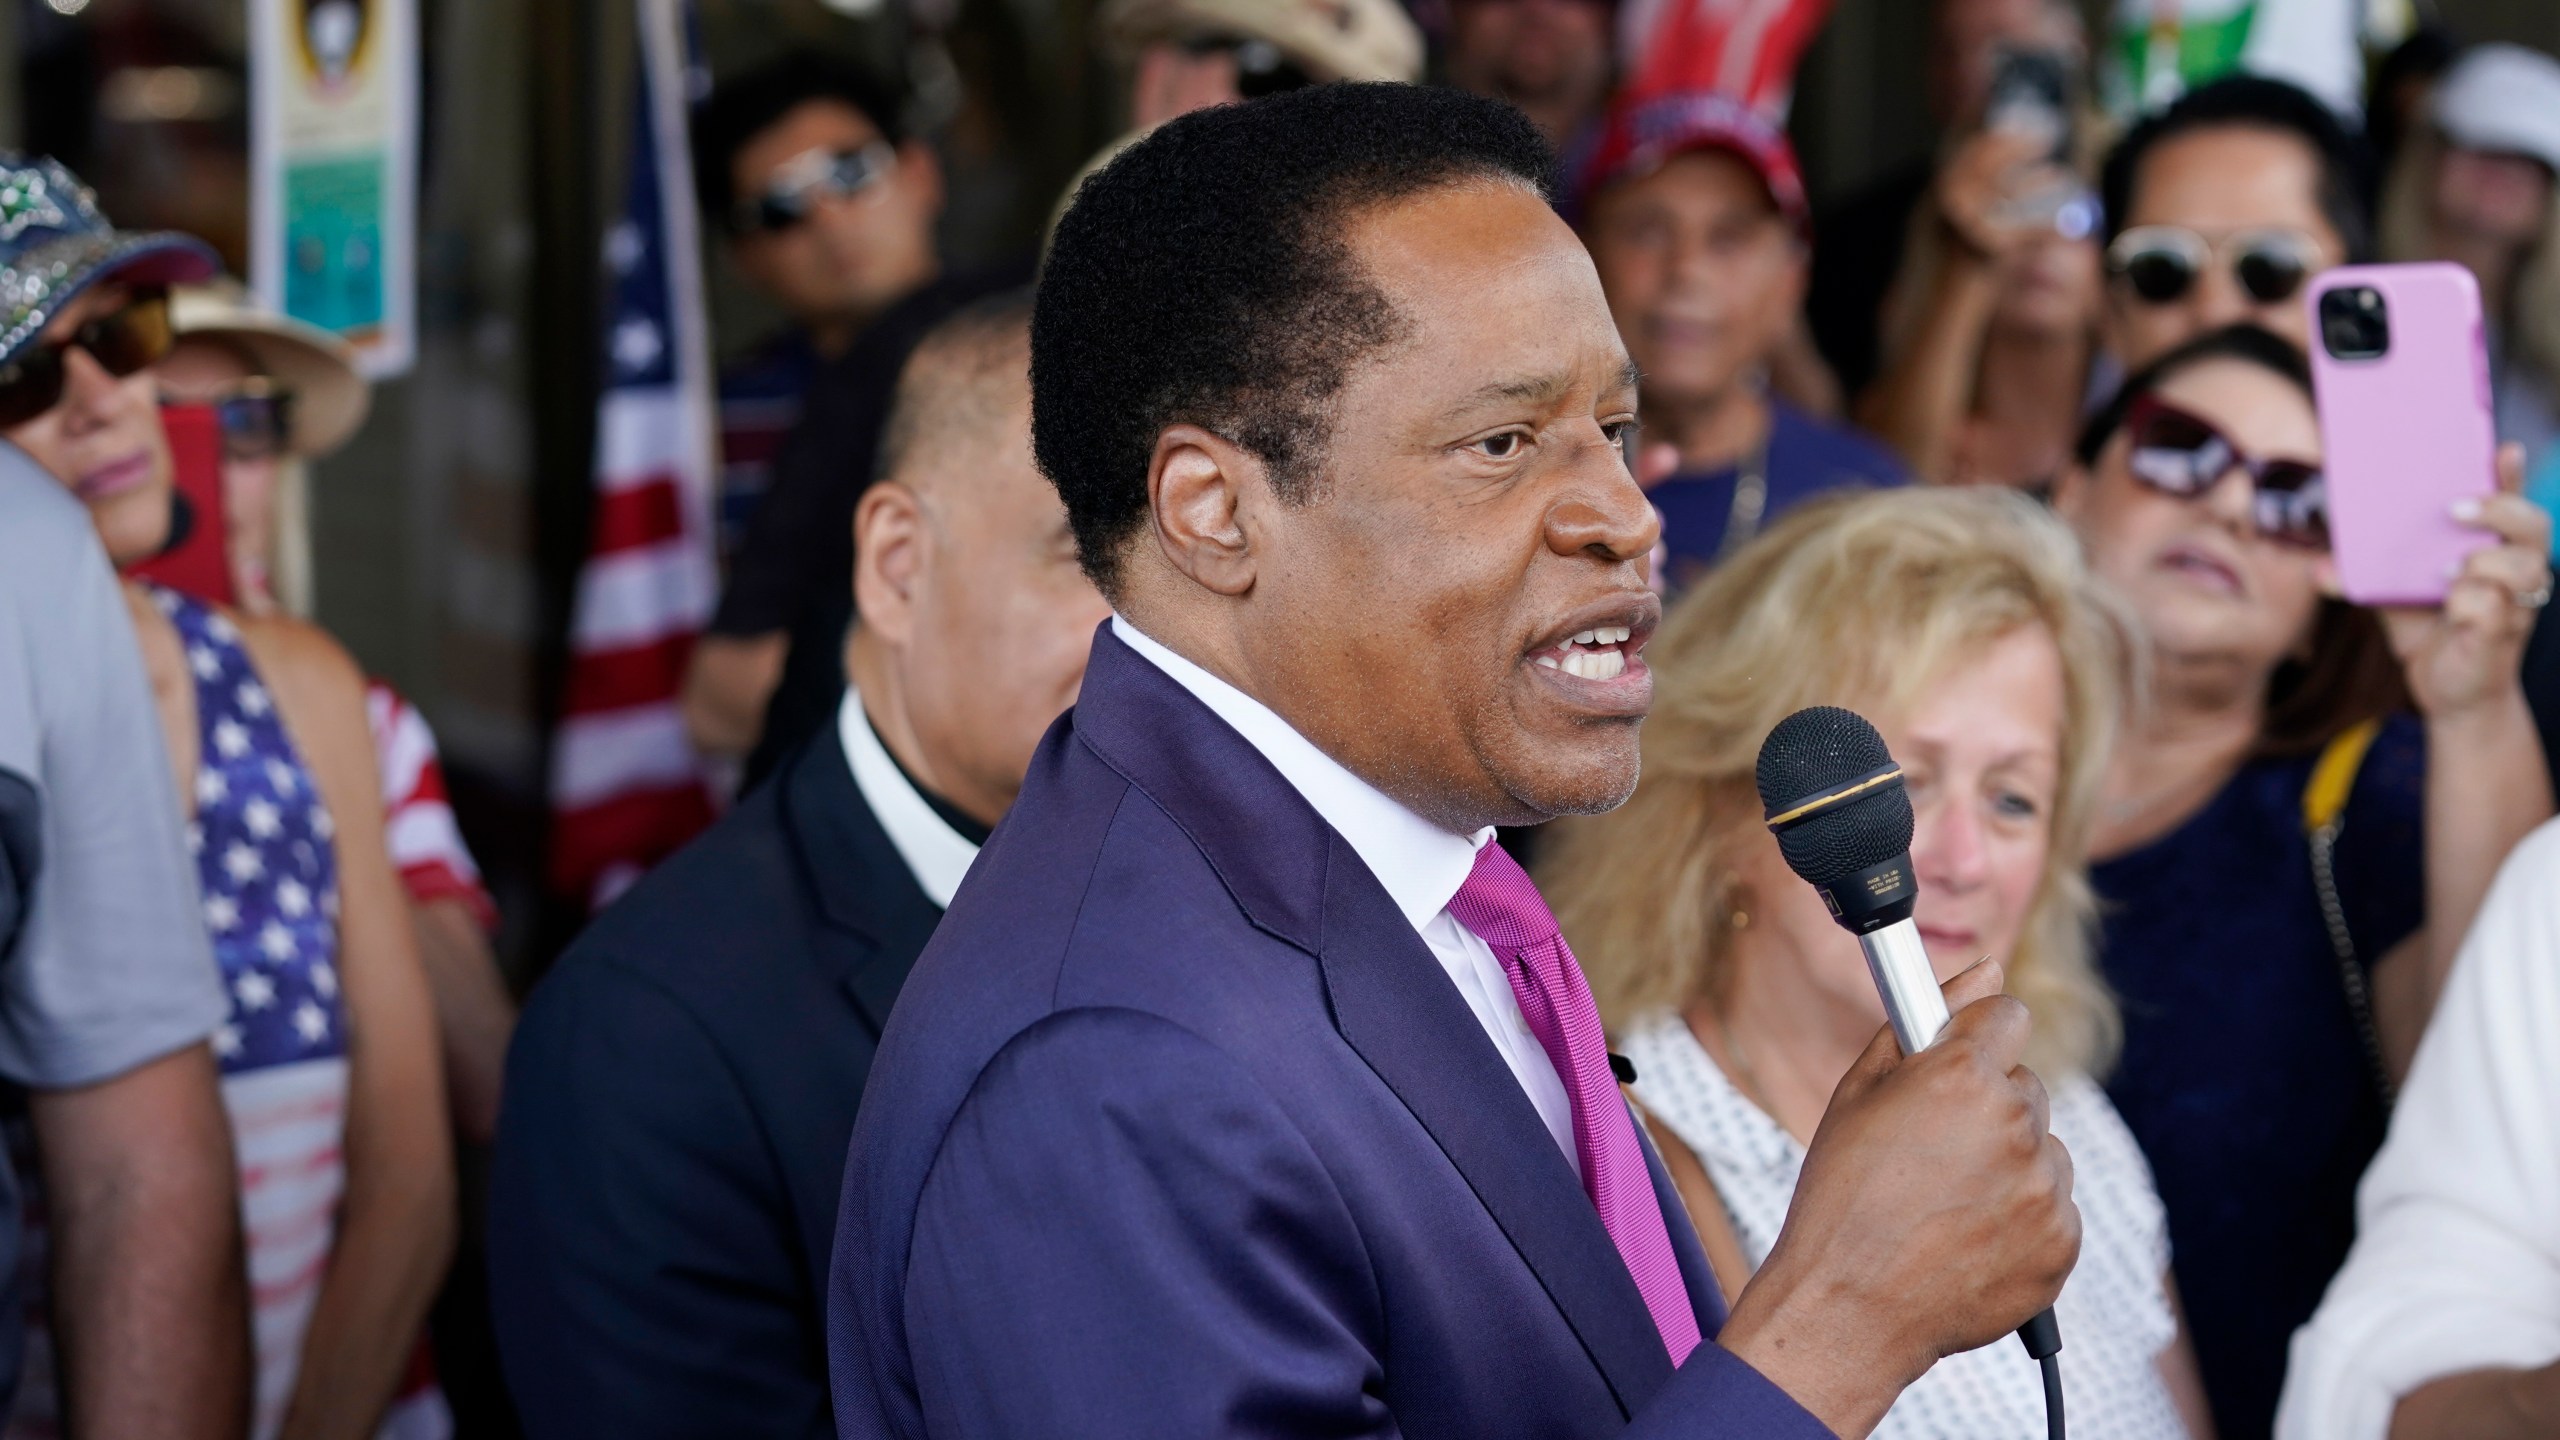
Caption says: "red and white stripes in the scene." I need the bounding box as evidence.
[547,0,723,912]
[1618,0,1836,118]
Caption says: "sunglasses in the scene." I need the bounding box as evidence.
[1181,34,1315,99]
[732,141,897,236]
[175,379,295,462]
[2106,225,2325,307]
[2121,393,2329,550]
[0,291,174,429]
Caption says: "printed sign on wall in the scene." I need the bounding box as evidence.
[250,0,418,378]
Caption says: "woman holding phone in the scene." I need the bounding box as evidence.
[2050,322,2551,1440]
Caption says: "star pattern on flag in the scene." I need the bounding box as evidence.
[605,218,646,274]
[149,585,350,1077]
[612,316,665,378]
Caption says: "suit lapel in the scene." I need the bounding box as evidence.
[1073,628,1677,1408]
[779,725,947,1033]
[1317,834,1676,1414]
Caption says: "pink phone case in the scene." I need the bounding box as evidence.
[2305,262,2500,607]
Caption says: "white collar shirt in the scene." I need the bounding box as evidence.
[837,685,980,909]
[1110,616,1577,1167]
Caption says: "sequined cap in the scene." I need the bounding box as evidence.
[0,155,219,368]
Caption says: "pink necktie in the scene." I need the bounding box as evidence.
[1447,841,1703,1365]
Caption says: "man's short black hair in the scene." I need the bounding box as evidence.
[2100,75,2376,263]
[1033,83,1553,595]
[690,55,904,223]
[879,287,1036,483]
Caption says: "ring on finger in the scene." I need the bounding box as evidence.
[2520,583,2553,610]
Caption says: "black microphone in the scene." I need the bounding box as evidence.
[1754,707,2067,1420]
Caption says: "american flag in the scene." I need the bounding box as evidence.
[1617,0,1836,119]
[548,0,721,910]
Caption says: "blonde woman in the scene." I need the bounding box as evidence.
[1541,487,2212,1438]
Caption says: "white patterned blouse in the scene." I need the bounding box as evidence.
[1622,1011,2194,1440]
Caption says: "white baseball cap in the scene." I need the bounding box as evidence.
[2434,44,2560,174]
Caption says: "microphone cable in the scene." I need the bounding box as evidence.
[2040,1351,2065,1440]
[1756,706,2070,1439]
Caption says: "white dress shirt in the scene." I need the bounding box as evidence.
[1624,1014,2189,1439]
[1111,616,1577,1167]
[837,686,981,908]
[2277,818,2560,1440]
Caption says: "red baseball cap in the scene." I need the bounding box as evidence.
[1569,90,1810,236]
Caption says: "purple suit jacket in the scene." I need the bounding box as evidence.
[828,625,1834,1438]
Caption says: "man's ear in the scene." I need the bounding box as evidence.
[1148,424,1263,598]
[854,480,927,648]
[896,141,944,223]
[2049,460,2094,521]
[1778,240,1811,315]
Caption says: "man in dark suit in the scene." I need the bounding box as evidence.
[831,86,2082,1439]
[490,292,1105,1438]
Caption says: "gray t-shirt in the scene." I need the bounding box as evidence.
[0,447,225,1086]
[0,446,226,1410]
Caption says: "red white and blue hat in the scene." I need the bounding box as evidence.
[0,154,219,369]
[1569,91,1811,236]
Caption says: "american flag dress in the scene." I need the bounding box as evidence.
[7,587,442,1440]
[160,587,352,1440]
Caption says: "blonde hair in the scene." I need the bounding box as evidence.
[1539,487,2135,1079]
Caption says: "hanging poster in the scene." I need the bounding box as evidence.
[248,0,418,378]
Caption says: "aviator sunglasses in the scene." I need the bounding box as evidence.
[2106,225,2324,308]
[2121,392,2329,550]
[732,141,897,236]
[1180,33,1315,99]
[0,290,174,429]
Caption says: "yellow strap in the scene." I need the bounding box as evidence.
[2303,718,2385,834]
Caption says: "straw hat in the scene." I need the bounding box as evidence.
[168,281,371,459]
[1101,0,1423,85]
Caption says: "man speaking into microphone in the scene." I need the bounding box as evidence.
[829,84,2077,1439]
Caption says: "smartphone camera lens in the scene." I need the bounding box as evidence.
[2319,285,2390,361]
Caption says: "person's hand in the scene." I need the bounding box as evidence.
[1934,129,2072,263]
[2392,1353,2560,1436]
[2382,444,2553,723]
[1718,959,2079,1435]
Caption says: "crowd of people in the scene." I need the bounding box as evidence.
[4,0,2560,1437]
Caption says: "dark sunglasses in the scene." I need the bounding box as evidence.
[2106,225,2323,307]
[731,141,896,236]
[0,291,174,429]
[179,379,295,462]
[2121,393,2329,550]
[1181,34,1315,99]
